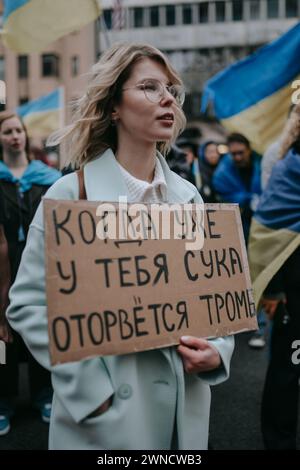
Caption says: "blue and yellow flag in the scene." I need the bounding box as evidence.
[1,0,101,53]
[17,88,64,138]
[248,149,300,306]
[201,22,300,154]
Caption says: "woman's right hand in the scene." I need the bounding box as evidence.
[0,316,13,343]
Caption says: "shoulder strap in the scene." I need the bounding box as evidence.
[76,168,87,200]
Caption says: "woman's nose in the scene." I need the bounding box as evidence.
[160,89,175,105]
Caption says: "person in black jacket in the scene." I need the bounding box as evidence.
[251,109,300,449]
[0,111,61,435]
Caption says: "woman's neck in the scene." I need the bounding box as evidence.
[116,139,157,183]
[3,151,28,178]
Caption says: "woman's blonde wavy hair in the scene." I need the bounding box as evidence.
[47,42,186,168]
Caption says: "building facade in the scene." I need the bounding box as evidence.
[0,0,97,139]
[99,0,299,118]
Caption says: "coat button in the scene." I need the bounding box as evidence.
[117,384,132,400]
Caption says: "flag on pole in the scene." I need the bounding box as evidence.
[17,88,64,139]
[201,22,300,155]
[248,149,300,306]
[1,0,102,53]
[112,0,125,30]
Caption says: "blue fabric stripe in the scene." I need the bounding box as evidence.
[17,89,60,117]
[201,22,300,119]
[3,0,30,21]
[254,149,300,233]
[0,160,61,193]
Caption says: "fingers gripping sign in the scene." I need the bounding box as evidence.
[178,335,221,374]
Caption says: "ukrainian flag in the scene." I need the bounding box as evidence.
[248,149,300,306]
[17,88,63,138]
[201,22,300,155]
[1,0,101,53]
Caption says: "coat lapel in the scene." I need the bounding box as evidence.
[83,148,197,203]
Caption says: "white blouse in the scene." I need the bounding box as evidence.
[117,157,168,203]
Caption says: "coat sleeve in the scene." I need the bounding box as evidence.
[198,336,235,385]
[213,159,251,207]
[6,176,114,423]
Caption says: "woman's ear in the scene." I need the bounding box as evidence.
[111,107,119,123]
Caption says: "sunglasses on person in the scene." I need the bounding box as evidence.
[123,78,185,107]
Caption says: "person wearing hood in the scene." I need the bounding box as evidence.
[0,111,61,435]
[213,133,262,245]
[198,141,222,203]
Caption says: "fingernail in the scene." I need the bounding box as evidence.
[181,336,190,342]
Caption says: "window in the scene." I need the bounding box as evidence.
[216,1,226,22]
[166,5,176,25]
[267,0,279,18]
[18,55,28,78]
[198,2,209,23]
[19,97,29,105]
[232,0,243,21]
[249,0,260,20]
[182,4,192,24]
[41,54,59,77]
[133,7,143,27]
[103,9,112,29]
[286,0,298,17]
[150,6,159,27]
[71,56,79,77]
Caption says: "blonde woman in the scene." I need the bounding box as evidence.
[7,43,234,450]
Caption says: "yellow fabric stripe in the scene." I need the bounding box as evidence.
[248,219,300,306]
[221,76,300,155]
[2,0,101,53]
[22,110,60,138]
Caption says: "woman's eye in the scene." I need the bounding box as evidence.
[144,83,157,91]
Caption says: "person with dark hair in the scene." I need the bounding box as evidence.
[198,141,222,203]
[166,143,193,183]
[6,43,234,450]
[0,111,61,435]
[213,132,265,348]
[213,132,261,243]
[173,140,201,190]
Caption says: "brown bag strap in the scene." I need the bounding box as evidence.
[76,168,87,200]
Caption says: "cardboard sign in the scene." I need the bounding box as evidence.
[44,200,257,365]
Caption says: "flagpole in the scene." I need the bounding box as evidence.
[58,86,66,169]
[59,86,65,129]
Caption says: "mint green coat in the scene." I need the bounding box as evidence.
[7,150,234,450]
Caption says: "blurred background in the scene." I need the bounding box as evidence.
[0,0,299,157]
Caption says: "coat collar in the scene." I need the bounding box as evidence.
[83,148,196,203]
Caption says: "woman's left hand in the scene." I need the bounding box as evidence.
[177,336,221,374]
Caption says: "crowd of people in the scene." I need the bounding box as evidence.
[0,41,299,450]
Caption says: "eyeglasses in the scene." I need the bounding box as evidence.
[122,78,185,107]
